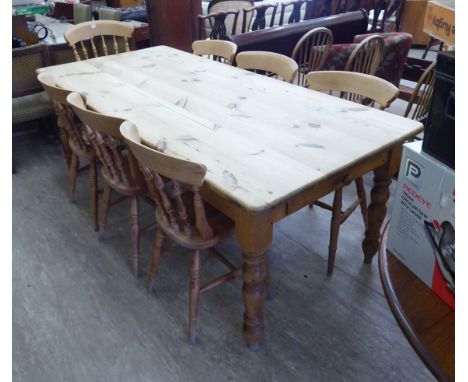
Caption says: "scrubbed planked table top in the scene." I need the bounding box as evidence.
[40,45,422,213]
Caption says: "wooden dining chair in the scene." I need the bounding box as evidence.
[344,34,385,76]
[306,71,399,274]
[278,0,311,25]
[241,2,278,33]
[66,92,151,277]
[197,10,241,40]
[291,27,333,86]
[120,121,241,344]
[64,20,134,61]
[192,39,237,65]
[38,73,99,231]
[404,62,436,127]
[236,51,299,83]
[206,0,254,38]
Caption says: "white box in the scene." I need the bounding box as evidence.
[387,141,454,309]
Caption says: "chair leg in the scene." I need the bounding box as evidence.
[265,256,273,301]
[57,120,72,168]
[89,158,99,232]
[422,36,435,59]
[98,183,111,241]
[327,188,343,275]
[68,153,79,203]
[354,177,368,230]
[188,249,201,345]
[147,229,164,293]
[130,196,140,278]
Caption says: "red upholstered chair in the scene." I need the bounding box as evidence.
[323,32,412,87]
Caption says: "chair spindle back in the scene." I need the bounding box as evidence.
[64,20,134,61]
[344,34,385,76]
[404,62,436,123]
[120,121,214,240]
[66,92,143,188]
[37,73,89,151]
[291,27,333,86]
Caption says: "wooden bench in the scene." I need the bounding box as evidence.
[229,10,368,57]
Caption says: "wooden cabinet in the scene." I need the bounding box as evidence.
[401,0,429,45]
[146,0,202,52]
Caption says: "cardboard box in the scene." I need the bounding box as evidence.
[423,0,455,46]
[388,141,454,309]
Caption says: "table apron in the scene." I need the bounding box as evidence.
[201,143,402,227]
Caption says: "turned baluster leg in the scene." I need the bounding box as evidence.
[68,153,79,203]
[328,187,343,275]
[89,158,99,232]
[98,183,111,241]
[147,229,164,292]
[188,249,201,345]
[242,250,268,350]
[362,159,393,264]
[130,196,140,278]
[355,176,369,229]
[236,213,272,350]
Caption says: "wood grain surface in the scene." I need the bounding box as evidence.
[39,45,423,213]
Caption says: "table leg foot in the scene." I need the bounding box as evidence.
[247,341,261,351]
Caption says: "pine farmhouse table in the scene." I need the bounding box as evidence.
[39,45,423,349]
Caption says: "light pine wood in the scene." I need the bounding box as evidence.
[291,27,333,86]
[236,51,298,83]
[404,61,436,122]
[37,73,99,231]
[120,121,240,344]
[64,20,134,61]
[345,34,385,76]
[66,92,147,277]
[306,69,398,274]
[306,71,399,109]
[40,45,422,348]
[192,40,238,65]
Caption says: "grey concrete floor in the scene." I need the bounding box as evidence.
[13,135,435,382]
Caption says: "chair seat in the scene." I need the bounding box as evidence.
[12,91,53,125]
[156,192,234,250]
